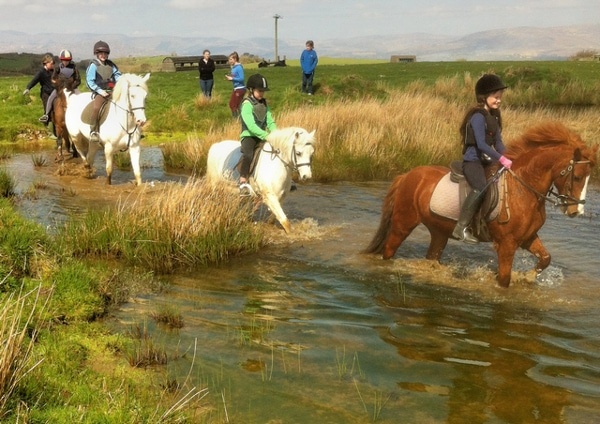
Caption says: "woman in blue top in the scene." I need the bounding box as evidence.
[86,40,122,143]
[452,74,513,244]
[300,40,318,95]
[225,51,245,119]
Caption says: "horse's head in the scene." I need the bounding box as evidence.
[292,128,316,181]
[552,143,597,217]
[113,73,150,126]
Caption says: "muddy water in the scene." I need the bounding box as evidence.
[7,149,600,423]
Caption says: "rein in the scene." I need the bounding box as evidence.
[507,158,589,207]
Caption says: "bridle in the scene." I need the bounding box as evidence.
[106,83,147,150]
[262,142,313,172]
[508,157,590,207]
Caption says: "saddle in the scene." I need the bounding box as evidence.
[430,161,507,242]
[80,94,110,126]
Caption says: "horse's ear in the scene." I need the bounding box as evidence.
[574,148,582,161]
[309,129,316,140]
[142,73,151,82]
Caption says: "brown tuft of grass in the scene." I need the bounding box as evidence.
[0,285,48,417]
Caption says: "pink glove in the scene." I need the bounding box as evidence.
[499,156,512,169]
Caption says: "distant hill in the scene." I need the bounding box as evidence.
[1,24,598,62]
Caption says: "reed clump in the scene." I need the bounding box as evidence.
[58,178,263,274]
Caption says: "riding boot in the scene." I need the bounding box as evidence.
[452,190,485,244]
[90,95,104,143]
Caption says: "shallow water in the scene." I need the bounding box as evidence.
[7,149,600,423]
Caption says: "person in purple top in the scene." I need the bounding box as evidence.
[452,74,513,244]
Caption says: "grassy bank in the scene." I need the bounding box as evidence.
[0,178,267,421]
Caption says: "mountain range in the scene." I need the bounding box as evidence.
[1,24,598,61]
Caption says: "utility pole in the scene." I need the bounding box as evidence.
[273,14,282,61]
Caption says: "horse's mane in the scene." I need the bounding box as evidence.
[266,127,312,155]
[112,73,148,101]
[507,121,584,157]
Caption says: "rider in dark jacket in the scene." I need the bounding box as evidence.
[452,74,513,244]
[23,54,55,119]
[39,49,81,124]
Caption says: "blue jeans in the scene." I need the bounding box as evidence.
[302,72,314,94]
[200,79,214,98]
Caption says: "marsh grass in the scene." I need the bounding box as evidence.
[30,153,47,167]
[0,285,47,417]
[0,168,15,197]
[126,323,169,367]
[58,178,263,273]
[151,304,185,329]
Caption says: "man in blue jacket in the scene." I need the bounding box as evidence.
[300,40,318,95]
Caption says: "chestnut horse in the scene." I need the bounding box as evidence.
[50,76,77,161]
[365,122,597,288]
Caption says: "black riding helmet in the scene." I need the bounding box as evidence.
[247,74,269,91]
[94,40,111,55]
[475,74,507,97]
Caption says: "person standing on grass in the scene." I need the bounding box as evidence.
[198,49,216,98]
[452,74,513,244]
[300,40,318,95]
[225,51,245,118]
[238,73,276,196]
[23,53,55,120]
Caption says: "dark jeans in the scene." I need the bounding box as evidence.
[240,136,261,179]
[302,72,315,94]
[199,79,214,98]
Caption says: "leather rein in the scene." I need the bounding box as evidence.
[507,157,590,207]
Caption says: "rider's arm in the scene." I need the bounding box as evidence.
[86,62,106,95]
[266,107,276,132]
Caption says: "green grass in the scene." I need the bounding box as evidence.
[3,60,600,146]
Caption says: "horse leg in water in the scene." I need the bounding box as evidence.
[129,145,142,186]
[424,227,450,261]
[495,239,520,288]
[521,234,552,274]
[262,192,291,233]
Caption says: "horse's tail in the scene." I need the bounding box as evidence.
[363,174,404,254]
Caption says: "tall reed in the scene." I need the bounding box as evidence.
[0,285,47,417]
[58,179,263,273]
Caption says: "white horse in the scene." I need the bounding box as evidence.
[206,127,316,233]
[65,73,150,185]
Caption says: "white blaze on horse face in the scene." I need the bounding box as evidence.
[577,175,590,215]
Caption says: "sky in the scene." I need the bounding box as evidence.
[1,0,597,41]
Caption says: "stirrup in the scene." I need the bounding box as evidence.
[239,183,252,197]
[453,227,479,244]
[90,131,100,143]
[39,114,49,123]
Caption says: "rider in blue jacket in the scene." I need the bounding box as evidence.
[86,40,121,143]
